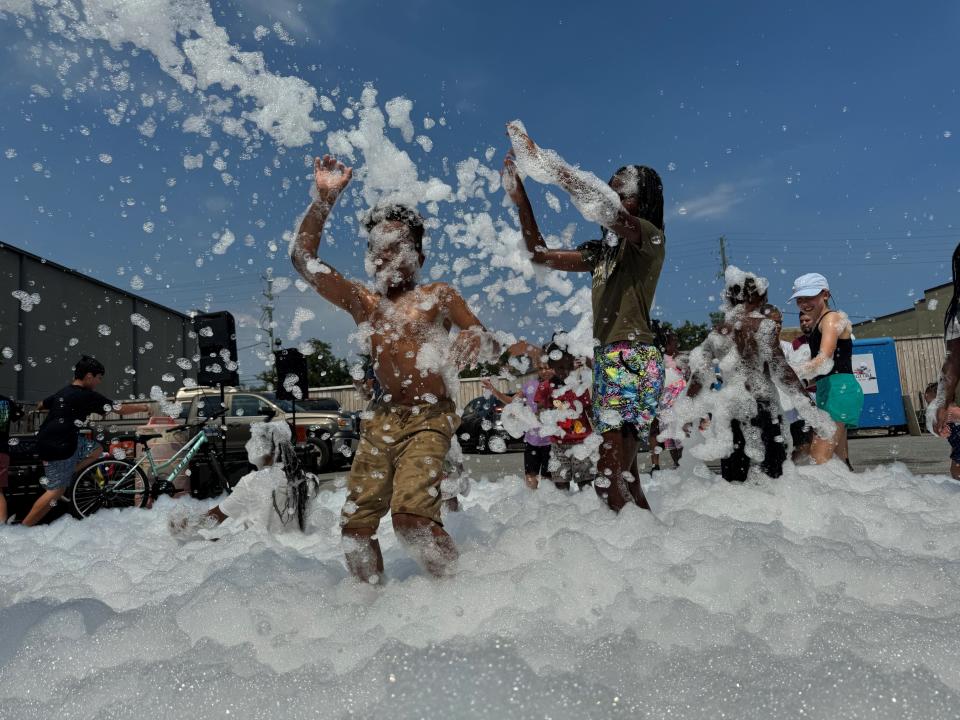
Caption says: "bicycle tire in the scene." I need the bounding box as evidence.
[71,459,151,519]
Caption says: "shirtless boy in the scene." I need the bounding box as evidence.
[292,155,500,582]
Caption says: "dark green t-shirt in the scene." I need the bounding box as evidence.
[578,219,666,347]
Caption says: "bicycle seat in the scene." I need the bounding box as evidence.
[135,432,163,445]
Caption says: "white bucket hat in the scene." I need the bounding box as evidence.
[789,273,829,301]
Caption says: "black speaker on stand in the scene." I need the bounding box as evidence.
[274,347,309,441]
[192,311,239,458]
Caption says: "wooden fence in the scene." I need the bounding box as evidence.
[894,335,945,408]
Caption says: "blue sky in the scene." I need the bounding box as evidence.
[1,0,958,382]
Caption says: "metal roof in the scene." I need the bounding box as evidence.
[1,240,189,320]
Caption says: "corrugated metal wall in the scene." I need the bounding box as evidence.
[0,243,193,402]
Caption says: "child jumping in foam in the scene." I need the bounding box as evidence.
[169,420,319,539]
[675,268,831,483]
[504,125,665,512]
[291,155,500,583]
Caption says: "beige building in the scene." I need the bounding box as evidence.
[854,281,951,339]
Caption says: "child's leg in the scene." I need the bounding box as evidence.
[810,422,840,464]
[342,528,384,582]
[757,407,786,479]
[390,406,460,577]
[649,418,661,469]
[834,425,850,464]
[22,440,94,526]
[720,419,750,482]
[551,445,574,491]
[596,427,647,510]
[522,443,542,489]
[391,513,458,576]
[340,422,392,582]
[21,487,67,526]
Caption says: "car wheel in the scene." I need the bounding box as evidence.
[308,440,333,472]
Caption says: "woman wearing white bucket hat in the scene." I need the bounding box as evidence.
[789,273,863,467]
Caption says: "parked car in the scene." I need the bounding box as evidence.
[457,395,524,453]
[176,387,359,472]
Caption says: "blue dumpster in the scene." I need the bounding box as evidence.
[851,337,906,430]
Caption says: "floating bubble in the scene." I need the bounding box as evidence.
[130,313,151,331]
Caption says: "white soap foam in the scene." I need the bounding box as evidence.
[2,462,960,718]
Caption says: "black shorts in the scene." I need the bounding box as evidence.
[524,443,552,477]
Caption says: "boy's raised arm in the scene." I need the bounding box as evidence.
[291,155,375,322]
[502,154,590,273]
[508,124,649,249]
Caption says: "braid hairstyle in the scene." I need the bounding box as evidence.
[595,165,665,263]
[944,242,960,335]
[610,164,665,232]
[271,440,318,532]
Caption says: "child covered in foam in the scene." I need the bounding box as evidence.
[535,342,598,491]
[168,420,318,540]
[669,267,833,481]
[291,155,501,583]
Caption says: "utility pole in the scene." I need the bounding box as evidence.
[261,269,276,352]
[718,236,729,277]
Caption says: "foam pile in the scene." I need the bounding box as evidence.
[2,461,960,718]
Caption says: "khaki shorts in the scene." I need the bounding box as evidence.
[342,400,459,530]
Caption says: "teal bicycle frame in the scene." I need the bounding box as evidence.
[109,427,218,496]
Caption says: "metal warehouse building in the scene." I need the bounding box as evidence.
[1,242,193,402]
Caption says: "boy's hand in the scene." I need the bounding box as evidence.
[451,330,484,369]
[480,378,495,392]
[506,121,537,156]
[314,155,352,200]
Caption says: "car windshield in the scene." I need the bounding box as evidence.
[260,393,341,413]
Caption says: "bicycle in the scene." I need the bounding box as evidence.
[69,408,246,519]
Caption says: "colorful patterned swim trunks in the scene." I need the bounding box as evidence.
[592,340,664,436]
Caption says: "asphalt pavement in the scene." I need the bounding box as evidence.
[316,432,957,483]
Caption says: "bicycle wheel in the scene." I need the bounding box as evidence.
[71,459,150,519]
